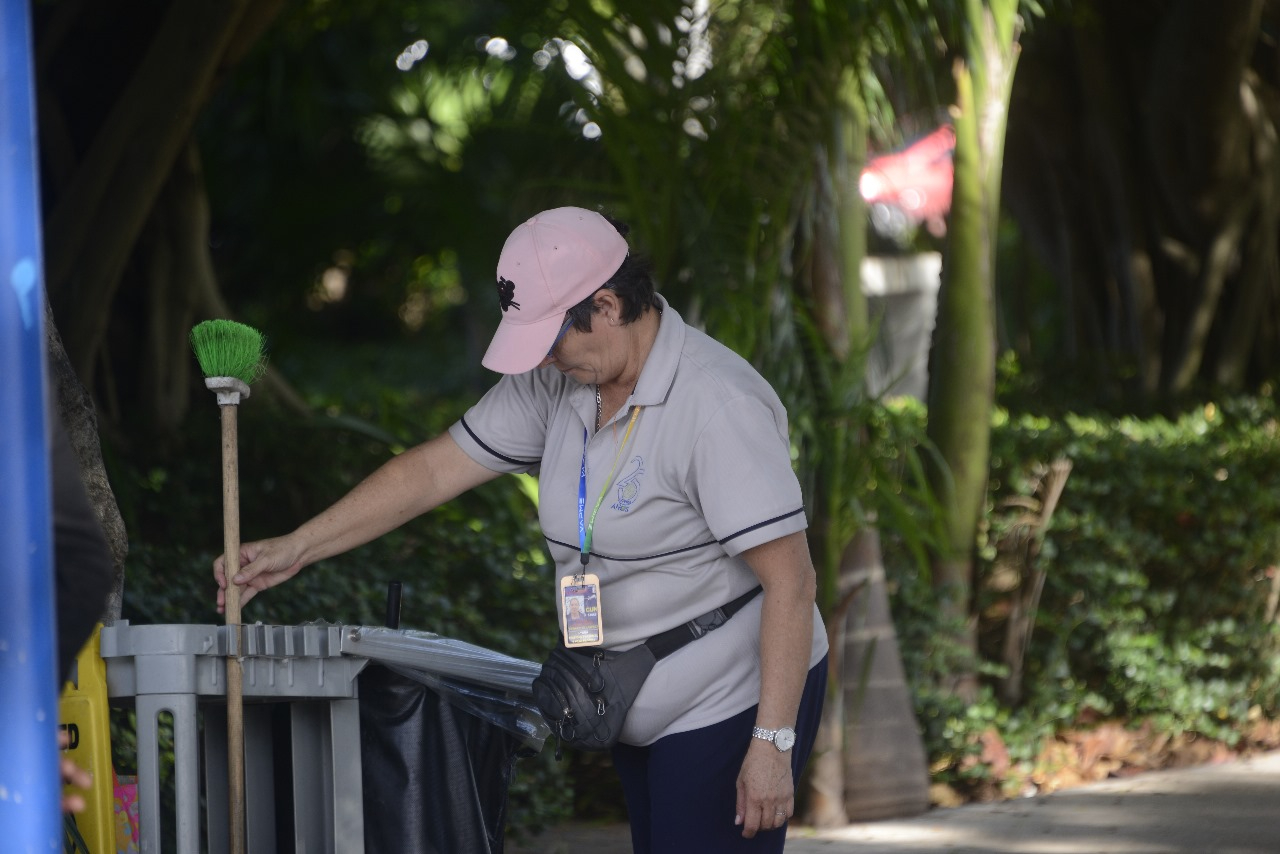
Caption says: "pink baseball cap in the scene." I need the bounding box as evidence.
[482,207,629,374]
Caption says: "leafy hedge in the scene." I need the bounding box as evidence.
[887,389,1280,797]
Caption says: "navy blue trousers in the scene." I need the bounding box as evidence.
[611,656,828,853]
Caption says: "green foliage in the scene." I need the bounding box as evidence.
[107,0,1268,824]
[1003,397,1280,729]
[886,386,1280,791]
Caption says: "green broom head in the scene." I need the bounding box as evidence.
[190,319,268,384]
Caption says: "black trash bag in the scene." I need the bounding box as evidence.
[359,663,524,854]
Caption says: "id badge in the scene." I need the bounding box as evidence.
[560,573,604,647]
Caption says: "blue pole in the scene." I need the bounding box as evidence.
[0,0,62,850]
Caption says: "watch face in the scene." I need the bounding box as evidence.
[775,727,796,752]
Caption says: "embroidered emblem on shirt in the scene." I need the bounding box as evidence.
[496,276,520,312]
[612,456,645,512]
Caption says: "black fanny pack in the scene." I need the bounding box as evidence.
[532,585,762,758]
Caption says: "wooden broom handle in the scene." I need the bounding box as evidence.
[221,403,246,854]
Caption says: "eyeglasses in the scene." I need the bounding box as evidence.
[548,315,575,355]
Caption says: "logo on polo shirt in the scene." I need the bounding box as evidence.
[612,456,645,512]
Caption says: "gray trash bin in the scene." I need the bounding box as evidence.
[101,621,547,854]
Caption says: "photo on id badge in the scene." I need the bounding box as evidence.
[562,577,602,646]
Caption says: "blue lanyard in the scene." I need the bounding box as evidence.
[577,428,589,562]
[577,406,643,567]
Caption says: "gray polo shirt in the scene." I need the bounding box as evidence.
[449,296,828,744]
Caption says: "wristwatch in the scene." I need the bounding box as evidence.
[751,725,797,752]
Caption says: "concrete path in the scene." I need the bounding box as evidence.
[510,750,1280,853]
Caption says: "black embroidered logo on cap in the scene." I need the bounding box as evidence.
[496,276,521,312]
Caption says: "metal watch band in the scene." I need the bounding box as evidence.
[751,725,796,752]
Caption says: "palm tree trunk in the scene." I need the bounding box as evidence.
[45,307,128,622]
[925,0,1021,700]
[840,527,930,820]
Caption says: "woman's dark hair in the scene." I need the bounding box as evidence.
[565,214,660,331]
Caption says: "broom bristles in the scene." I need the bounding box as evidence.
[190,319,268,384]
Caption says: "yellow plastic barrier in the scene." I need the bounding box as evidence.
[60,625,114,853]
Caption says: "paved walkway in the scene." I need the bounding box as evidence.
[510,750,1280,853]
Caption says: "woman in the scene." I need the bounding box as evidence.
[214,206,828,852]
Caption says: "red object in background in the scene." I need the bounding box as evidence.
[859,124,955,242]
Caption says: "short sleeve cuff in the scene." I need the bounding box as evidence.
[718,507,808,557]
[447,418,538,474]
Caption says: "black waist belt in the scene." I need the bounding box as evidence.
[645,585,763,661]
